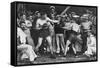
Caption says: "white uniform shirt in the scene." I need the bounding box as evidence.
[85,35,96,55]
[87,35,96,47]
[17,27,27,44]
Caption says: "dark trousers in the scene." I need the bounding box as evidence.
[81,32,88,53]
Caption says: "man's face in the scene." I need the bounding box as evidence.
[51,9,55,12]
[29,16,33,20]
[58,17,61,21]
[87,32,92,36]
[62,17,67,22]
[37,13,41,17]
[41,14,47,19]
[22,15,26,20]
[71,12,76,16]
[21,23,26,28]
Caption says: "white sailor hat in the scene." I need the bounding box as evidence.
[50,6,55,9]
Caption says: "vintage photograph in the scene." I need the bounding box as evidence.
[16,2,97,65]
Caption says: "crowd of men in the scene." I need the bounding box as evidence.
[17,6,97,63]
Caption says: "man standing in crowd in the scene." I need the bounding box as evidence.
[35,12,59,58]
[49,6,57,53]
[63,20,81,56]
[31,11,41,46]
[55,15,65,54]
[81,16,92,53]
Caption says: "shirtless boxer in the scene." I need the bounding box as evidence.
[35,12,58,58]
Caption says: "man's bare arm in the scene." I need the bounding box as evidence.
[47,17,59,23]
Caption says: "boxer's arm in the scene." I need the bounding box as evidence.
[47,17,59,23]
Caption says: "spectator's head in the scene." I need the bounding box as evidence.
[50,6,55,11]
[19,21,26,29]
[22,14,26,20]
[81,18,89,22]
[87,30,93,37]
[41,12,47,19]
[50,6,55,10]
[86,10,92,14]
[56,15,61,20]
[29,15,33,20]
[35,11,41,17]
[80,14,89,22]
[61,16,67,22]
[71,20,76,23]
[71,12,76,16]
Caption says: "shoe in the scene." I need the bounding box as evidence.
[50,54,56,59]
[30,58,37,64]
[75,54,79,58]
[63,54,67,57]
[56,53,61,56]
[56,50,60,53]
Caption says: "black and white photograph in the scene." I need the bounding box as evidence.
[11,1,97,66]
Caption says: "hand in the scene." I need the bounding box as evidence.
[35,47,39,52]
[62,27,71,30]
